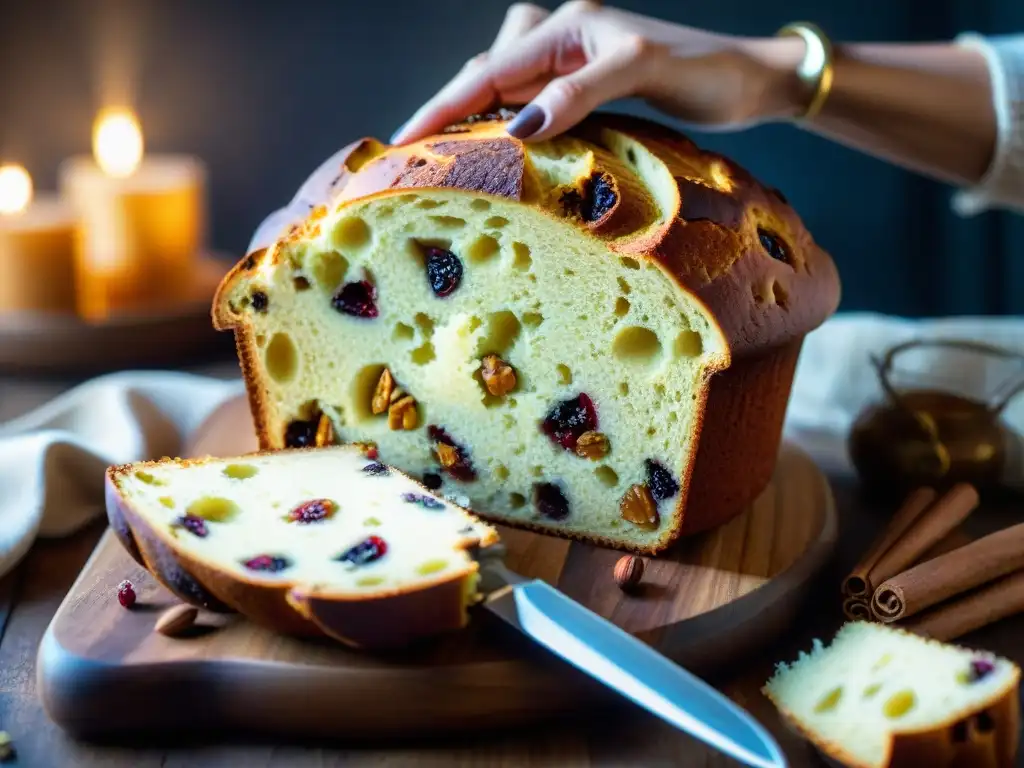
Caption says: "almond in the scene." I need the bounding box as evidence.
[155,604,199,637]
[575,430,610,459]
[315,413,335,447]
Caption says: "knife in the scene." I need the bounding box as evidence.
[477,551,787,768]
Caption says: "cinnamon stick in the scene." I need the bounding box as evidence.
[863,483,979,594]
[900,569,1024,642]
[842,487,937,598]
[843,597,872,622]
[872,522,1024,623]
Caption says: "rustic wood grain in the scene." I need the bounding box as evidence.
[35,394,836,744]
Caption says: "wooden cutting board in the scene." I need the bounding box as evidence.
[38,394,837,740]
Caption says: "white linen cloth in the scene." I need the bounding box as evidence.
[2,312,1024,581]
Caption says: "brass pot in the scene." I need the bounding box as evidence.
[848,339,1024,497]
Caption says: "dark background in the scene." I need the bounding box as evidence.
[2,0,1023,318]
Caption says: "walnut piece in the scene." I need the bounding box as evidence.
[388,395,419,430]
[435,441,459,469]
[315,413,335,446]
[620,484,658,530]
[575,430,609,459]
[481,354,516,397]
[372,368,395,415]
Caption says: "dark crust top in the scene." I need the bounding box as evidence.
[214,112,840,357]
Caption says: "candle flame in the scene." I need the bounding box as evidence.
[0,164,32,215]
[93,106,144,178]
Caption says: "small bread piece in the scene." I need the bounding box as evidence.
[105,445,499,649]
[763,622,1021,768]
[211,112,841,553]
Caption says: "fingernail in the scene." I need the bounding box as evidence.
[505,104,546,139]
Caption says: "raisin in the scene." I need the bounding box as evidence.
[288,498,336,523]
[251,291,269,312]
[758,227,792,265]
[332,280,379,318]
[337,535,388,566]
[401,492,445,510]
[422,472,443,490]
[967,658,996,682]
[243,554,291,573]
[533,482,570,521]
[176,514,209,538]
[362,461,389,476]
[425,247,463,297]
[645,459,679,502]
[428,425,477,481]
[541,393,598,452]
[284,419,318,448]
[580,172,616,222]
[116,579,136,608]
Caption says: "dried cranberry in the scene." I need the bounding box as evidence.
[967,658,996,682]
[337,535,388,566]
[580,172,616,222]
[428,425,477,481]
[243,554,291,573]
[362,461,389,476]
[758,227,792,265]
[401,492,445,510]
[251,291,269,312]
[332,280,379,318]
[284,419,318,448]
[116,579,136,608]
[425,247,463,297]
[541,393,598,452]
[533,482,570,521]
[176,514,209,538]
[422,472,443,490]
[645,459,679,502]
[288,498,336,523]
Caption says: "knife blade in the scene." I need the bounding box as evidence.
[479,557,787,768]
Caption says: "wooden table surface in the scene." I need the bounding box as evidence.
[2,361,1024,767]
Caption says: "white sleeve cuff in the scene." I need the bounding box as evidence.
[951,32,1024,216]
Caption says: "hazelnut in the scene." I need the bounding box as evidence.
[620,484,658,530]
[372,369,395,415]
[614,555,645,591]
[481,354,516,396]
[388,395,419,430]
[155,604,199,637]
[575,430,610,459]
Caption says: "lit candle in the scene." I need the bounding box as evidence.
[0,163,79,314]
[59,107,207,320]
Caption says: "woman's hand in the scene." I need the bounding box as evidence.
[390,1,803,144]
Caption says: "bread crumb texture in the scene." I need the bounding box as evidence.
[215,114,840,552]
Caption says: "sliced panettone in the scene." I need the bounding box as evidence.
[763,622,1021,768]
[212,112,841,553]
[105,445,499,648]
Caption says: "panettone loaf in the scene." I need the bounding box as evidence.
[763,622,1020,768]
[105,445,499,648]
[212,112,840,553]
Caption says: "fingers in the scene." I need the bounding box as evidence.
[508,35,656,141]
[390,3,550,144]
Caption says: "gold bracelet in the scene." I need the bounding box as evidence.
[775,22,835,120]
